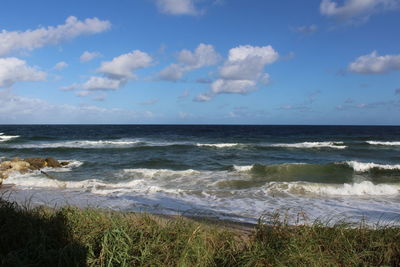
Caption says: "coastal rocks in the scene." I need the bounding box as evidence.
[25,157,63,169]
[0,157,67,185]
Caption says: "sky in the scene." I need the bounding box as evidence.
[0,0,399,125]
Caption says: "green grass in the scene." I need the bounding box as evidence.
[0,198,399,266]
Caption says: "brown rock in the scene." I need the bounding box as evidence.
[45,157,62,168]
[25,158,47,170]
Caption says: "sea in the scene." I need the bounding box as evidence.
[1,125,400,225]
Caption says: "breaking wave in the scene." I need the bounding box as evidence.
[345,161,400,172]
[270,141,346,149]
[196,143,240,148]
[0,133,19,142]
[264,181,400,196]
[366,141,400,146]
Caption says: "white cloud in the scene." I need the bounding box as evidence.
[59,83,79,91]
[54,61,68,70]
[195,45,278,101]
[97,50,153,79]
[159,64,184,81]
[80,51,101,62]
[0,90,155,124]
[0,16,111,56]
[193,92,212,102]
[159,43,219,81]
[66,50,152,96]
[292,25,318,34]
[83,76,125,91]
[75,90,91,97]
[0,57,46,88]
[320,0,399,22]
[155,0,198,15]
[348,51,400,74]
[210,79,257,94]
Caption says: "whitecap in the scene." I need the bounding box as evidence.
[0,133,20,142]
[265,181,400,196]
[366,141,400,146]
[345,161,400,172]
[233,165,254,172]
[270,141,347,149]
[196,143,239,148]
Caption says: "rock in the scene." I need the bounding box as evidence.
[25,158,47,170]
[0,157,65,186]
[0,159,31,181]
[45,157,62,168]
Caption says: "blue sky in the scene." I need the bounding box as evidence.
[0,0,399,124]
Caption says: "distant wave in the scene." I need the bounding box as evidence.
[196,143,240,148]
[366,141,400,146]
[13,139,143,149]
[0,133,19,142]
[264,181,400,196]
[270,141,347,149]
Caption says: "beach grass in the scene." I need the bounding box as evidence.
[0,198,399,266]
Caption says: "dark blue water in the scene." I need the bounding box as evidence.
[1,125,400,224]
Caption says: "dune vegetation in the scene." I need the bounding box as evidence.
[0,198,399,266]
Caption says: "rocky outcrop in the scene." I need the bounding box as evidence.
[0,157,68,185]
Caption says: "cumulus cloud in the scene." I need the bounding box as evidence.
[80,51,101,62]
[320,0,400,22]
[54,61,68,70]
[155,0,199,15]
[0,16,111,56]
[395,88,400,95]
[292,25,318,34]
[0,90,155,124]
[195,45,279,101]
[159,43,220,81]
[348,51,400,74]
[97,50,153,79]
[193,92,213,102]
[59,83,79,91]
[82,76,125,91]
[0,57,46,88]
[63,50,153,96]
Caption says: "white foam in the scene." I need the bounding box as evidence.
[271,141,346,149]
[4,171,184,196]
[345,161,400,172]
[233,165,254,172]
[366,141,400,146]
[41,160,84,172]
[123,168,200,178]
[0,133,20,142]
[265,181,400,196]
[196,143,239,148]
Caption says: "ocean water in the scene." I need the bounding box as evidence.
[1,125,400,224]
